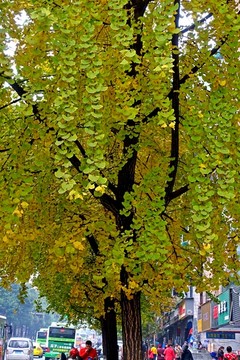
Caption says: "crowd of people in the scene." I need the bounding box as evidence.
[145,343,192,360]
[145,342,239,360]
[61,340,98,360]
[63,340,239,360]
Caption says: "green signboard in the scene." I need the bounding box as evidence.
[218,290,230,326]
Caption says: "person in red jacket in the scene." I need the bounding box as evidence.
[79,340,98,360]
[69,346,79,359]
[164,344,175,360]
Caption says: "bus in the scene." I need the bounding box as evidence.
[0,315,7,360]
[36,328,48,346]
[45,323,76,360]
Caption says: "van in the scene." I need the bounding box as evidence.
[6,337,34,360]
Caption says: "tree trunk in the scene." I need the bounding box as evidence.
[121,290,143,360]
[101,297,118,360]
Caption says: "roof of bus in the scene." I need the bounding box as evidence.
[49,323,75,328]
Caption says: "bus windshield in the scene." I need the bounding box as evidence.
[49,327,75,339]
[37,331,47,340]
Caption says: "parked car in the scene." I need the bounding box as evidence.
[33,343,43,358]
[6,337,34,360]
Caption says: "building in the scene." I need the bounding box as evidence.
[159,285,240,352]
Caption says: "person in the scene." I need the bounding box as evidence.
[157,344,165,360]
[151,345,158,360]
[61,353,67,360]
[142,342,148,360]
[181,345,193,360]
[217,347,224,360]
[69,345,79,359]
[175,344,182,360]
[148,345,157,360]
[79,340,98,360]
[224,346,237,360]
[164,344,175,360]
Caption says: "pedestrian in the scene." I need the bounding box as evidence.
[61,353,67,360]
[79,340,98,360]
[217,347,224,360]
[164,344,175,360]
[142,342,148,360]
[175,344,182,360]
[224,346,237,360]
[182,342,188,352]
[148,347,154,359]
[69,345,79,359]
[181,345,193,360]
[157,344,165,360]
[151,344,158,360]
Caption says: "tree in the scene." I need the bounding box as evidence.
[0,0,240,359]
[0,284,57,338]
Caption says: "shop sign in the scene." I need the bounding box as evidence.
[218,290,230,326]
[178,299,193,320]
[206,331,235,339]
[211,302,219,329]
[179,302,186,319]
[201,301,211,331]
[198,319,202,332]
[213,305,218,319]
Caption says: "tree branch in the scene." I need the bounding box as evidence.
[179,36,228,86]
[5,76,118,208]
[168,184,189,201]
[180,13,213,34]
[165,0,180,204]
[142,35,229,125]
[0,98,22,110]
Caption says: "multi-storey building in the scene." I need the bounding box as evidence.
[159,285,240,352]
[159,287,200,346]
[198,285,240,352]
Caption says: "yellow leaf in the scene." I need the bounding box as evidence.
[73,241,84,251]
[3,235,8,243]
[219,80,226,86]
[203,243,211,251]
[95,185,106,194]
[13,207,23,217]
[21,201,29,209]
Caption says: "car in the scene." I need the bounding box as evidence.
[39,344,49,354]
[33,343,43,358]
[6,337,34,360]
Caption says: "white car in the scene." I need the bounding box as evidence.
[6,337,34,360]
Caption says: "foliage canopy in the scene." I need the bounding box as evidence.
[0,0,239,358]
